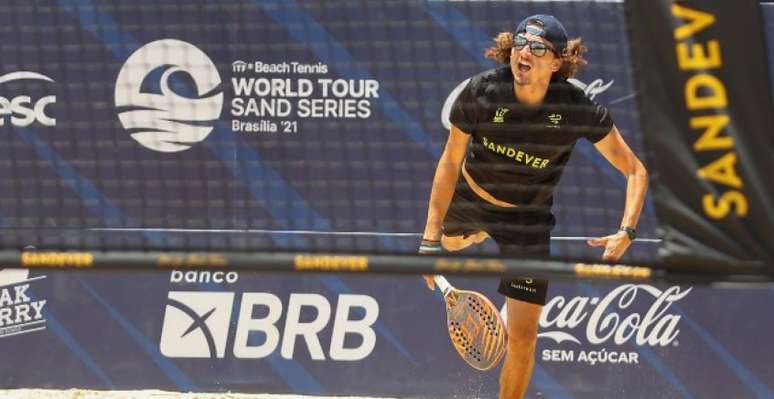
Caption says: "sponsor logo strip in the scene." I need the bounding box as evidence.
[294,255,368,272]
[21,252,93,268]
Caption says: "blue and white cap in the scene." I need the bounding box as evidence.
[515,14,568,55]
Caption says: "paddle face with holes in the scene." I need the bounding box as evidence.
[444,289,507,371]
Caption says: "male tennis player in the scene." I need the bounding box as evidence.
[419,15,648,398]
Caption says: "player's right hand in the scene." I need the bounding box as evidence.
[418,239,442,290]
[423,275,435,290]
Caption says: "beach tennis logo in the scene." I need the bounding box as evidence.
[0,71,56,127]
[159,291,234,358]
[0,269,47,339]
[232,60,249,73]
[115,39,223,152]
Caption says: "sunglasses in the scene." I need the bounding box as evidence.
[513,34,555,57]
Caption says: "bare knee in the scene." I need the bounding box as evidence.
[505,298,542,346]
[499,299,541,399]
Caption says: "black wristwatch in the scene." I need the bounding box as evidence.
[619,226,636,241]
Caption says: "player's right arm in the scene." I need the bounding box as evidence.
[422,125,471,242]
[421,125,471,289]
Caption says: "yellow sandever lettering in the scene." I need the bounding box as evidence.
[672,4,748,220]
[157,254,227,268]
[691,115,732,151]
[677,40,721,70]
[434,258,505,273]
[697,152,742,189]
[294,255,368,272]
[685,74,726,109]
[21,252,93,268]
[672,3,716,40]
[574,263,652,279]
[480,137,550,169]
[703,191,748,219]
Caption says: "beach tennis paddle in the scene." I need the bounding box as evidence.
[433,275,507,371]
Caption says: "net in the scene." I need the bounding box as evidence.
[0,1,661,263]
[2,0,774,280]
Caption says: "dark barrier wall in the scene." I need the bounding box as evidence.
[626,0,774,269]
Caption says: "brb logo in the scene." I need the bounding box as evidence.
[159,271,379,361]
[0,71,56,127]
[115,39,223,152]
[159,291,235,358]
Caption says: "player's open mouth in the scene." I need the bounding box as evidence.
[518,62,531,72]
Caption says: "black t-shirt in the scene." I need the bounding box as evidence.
[449,67,613,207]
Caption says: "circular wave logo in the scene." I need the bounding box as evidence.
[115,39,223,152]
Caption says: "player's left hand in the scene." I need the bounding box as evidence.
[587,231,631,261]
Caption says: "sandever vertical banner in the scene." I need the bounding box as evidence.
[625,0,774,269]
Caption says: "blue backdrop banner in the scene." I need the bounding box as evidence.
[0,0,658,262]
[1,1,774,398]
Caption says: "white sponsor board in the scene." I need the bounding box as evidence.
[0,71,56,127]
[230,59,380,133]
[501,284,691,366]
[160,271,380,361]
[115,39,382,151]
[0,269,47,339]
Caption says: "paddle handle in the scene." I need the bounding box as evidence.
[433,275,453,296]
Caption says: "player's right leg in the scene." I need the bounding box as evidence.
[490,210,554,399]
[441,178,490,252]
[441,230,489,251]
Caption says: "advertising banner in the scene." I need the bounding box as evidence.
[626,0,774,268]
[0,0,657,262]
[1,269,773,398]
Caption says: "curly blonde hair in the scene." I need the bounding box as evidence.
[484,31,588,79]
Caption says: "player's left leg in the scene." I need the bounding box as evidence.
[499,298,542,399]
[490,210,553,399]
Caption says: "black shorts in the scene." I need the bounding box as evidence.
[443,178,554,306]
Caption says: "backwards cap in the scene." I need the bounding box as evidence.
[515,14,568,54]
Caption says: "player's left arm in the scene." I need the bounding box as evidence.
[587,125,649,261]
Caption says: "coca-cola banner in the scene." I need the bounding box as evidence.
[2,269,772,397]
[539,284,688,349]
[626,0,774,268]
